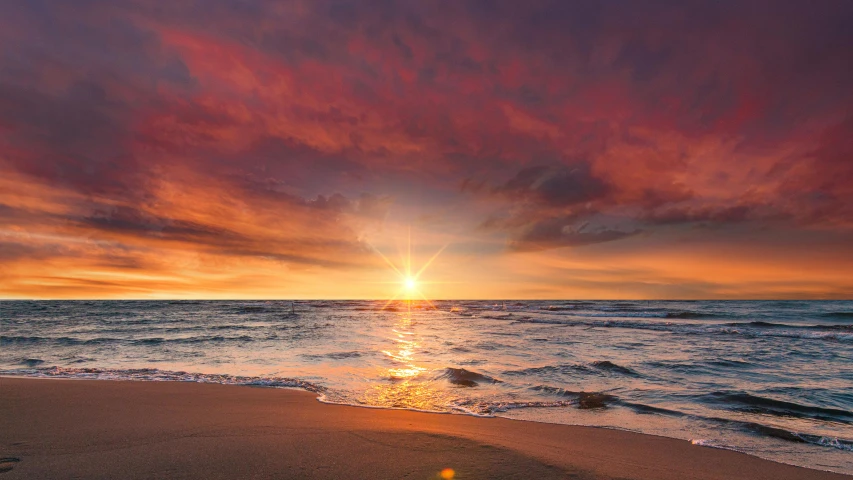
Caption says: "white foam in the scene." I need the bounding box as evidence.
[3,366,326,393]
[815,437,853,452]
[690,439,744,453]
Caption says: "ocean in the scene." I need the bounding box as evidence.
[1,300,851,474]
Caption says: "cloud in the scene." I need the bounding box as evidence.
[0,80,143,197]
[76,205,243,244]
[1,0,852,297]
[494,164,609,207]
[643,204,755,225]
[507,217,640,252]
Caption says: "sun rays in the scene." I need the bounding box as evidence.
[369,228,448,310]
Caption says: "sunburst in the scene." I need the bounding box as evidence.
[369,228,448,310]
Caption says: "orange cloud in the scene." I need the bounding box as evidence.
[1,1,851,298]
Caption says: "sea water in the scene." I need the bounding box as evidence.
[1,300,851,474]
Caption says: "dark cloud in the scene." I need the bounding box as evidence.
[0,80,144,197]
[507,217,640,252]
[0,241,71,262]
[643,204,755,225]
[77,206,242,244]
[65,195,377,267]
[494,164,609,207]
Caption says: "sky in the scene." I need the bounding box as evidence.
[1,0,852,299]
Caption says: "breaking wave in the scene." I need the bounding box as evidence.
[438,367,502,387]
[700,391,853,424]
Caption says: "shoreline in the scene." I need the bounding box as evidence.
[4,371,850,472]
[1,377,849,479]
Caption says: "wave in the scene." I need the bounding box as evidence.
[525,385,853,451]
[0,336,125,346]
[1,335,259,346]
[458,389,616,413]
[821,324,853,331]
[620,401,685,417]
[450,346,473,353]
[305,302,333,308]
[233,305,269,313]
[664,311,722,319]
[301,351,363,360]
[747,329,853,342]
[4,366,851,456]
[819,312,853,320]
[1,336,46,344]
[701,391,853,424]
[509,318,853,343]
[539,305,578,311]
[726,321,853,332]
[130,335,256,345]
[504,361,639,378]
[453,398,575,414]
[727,320,785,328]
[537,301,602,311]
[209,324,258,331]
[590,360,638,376]
[811,436,853,451]
[230,302,305,315]
[1,366,325,393]
[438,367,502,387]
[531,385,681,413]
[489,385,853,453]
[471,341,512,351]
[534,306,722,319]
[705,358,753,368]
[575,391,617,409]
[703,416,853,452]
[60,356,96,364]
[638,358,754,376]
[522,386,619,410]
[543,311,671,318]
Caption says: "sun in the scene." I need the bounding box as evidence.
[368,227,448,309]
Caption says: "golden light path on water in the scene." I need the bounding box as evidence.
[360,231,458,411]
[359,303,460,412]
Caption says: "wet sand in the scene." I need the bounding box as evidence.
[0,377,848,479]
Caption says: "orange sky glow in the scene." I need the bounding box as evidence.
[1,1,851,299]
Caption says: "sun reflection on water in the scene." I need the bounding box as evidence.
[359,300,455,411]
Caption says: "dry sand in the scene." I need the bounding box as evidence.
[0,377,849,479]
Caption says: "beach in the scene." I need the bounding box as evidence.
[1,377,848,480]
[3,0,851,477]
[4,300,852,472]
